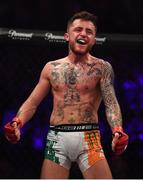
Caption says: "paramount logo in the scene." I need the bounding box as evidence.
[8,30,33,40]
[45,32,65,42]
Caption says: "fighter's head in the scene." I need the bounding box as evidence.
[67,11,98,33]
[64,11,98,55]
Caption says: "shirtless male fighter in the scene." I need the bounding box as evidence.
[4,11,128,179]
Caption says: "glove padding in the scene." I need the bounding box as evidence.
[4,117,22,144]
[112,127,129,156]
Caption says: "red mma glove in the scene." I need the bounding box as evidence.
[112,126,129,156]
[4,117,23,144]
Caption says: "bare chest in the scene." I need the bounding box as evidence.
[50,63,102,92]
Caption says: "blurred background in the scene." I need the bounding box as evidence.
[0,0,143,179]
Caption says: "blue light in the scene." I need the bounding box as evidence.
[33,137,43,150]
[130,103,137,109]
[32,127,45,150]
[123,80,137,90]
[138,134,143,140]
[137,74,143,86]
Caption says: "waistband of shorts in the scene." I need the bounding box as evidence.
[49,123,99,132]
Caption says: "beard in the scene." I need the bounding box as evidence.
[69,42,93,56]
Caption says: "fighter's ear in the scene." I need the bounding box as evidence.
[64,32,69,42]
[93,37,96,45]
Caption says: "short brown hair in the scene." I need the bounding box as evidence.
[67,11,98,31]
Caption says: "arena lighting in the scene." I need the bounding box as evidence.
[0,27,143,46]
[138,133,143,140]
[123,80,137,90]
[32,137,43,150]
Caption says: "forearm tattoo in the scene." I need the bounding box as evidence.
[100,62,122,128]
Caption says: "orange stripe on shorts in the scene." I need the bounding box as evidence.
[84,130,105,166]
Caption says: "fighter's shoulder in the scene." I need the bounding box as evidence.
[44,58,66,68]
[91,57,113,76]
[97,58,113,71]
[93,57,111,67]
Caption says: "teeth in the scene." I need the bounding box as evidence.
[77,39,86,45]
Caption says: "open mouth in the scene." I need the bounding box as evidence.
[76,39,87,45]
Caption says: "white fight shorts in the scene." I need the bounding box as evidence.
[44,123,105,172]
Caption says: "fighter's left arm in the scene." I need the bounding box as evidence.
[100,61,128,155]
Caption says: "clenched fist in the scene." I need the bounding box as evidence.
[112,126,129,156]
[4,117,23,144]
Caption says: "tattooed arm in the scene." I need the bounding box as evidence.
[100,61,128,155]
[100,61,122,128]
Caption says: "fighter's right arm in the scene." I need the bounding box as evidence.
[15,63,51,125]
[4,62,51,143]
[16,62,52,124]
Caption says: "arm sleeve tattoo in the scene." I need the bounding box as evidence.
[100,61,122,128]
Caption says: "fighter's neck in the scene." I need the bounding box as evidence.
[67,52,91,64]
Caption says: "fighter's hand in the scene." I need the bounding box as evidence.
[112,127,129,156]
[4,117,22,144]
